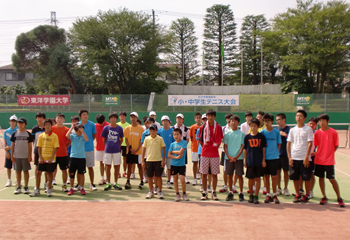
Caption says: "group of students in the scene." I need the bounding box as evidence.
[2,108,345,206]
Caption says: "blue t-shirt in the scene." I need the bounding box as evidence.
[223,129,245,160]
[277,125,290,156]
[141,129,150,144]
[260,128,282,160]
[70,133,86,158]
[79,120,96,152]
[158,127,175,157]
[169,140,187,166]
[3,126,18,154]
[196,129,202,155]
[101,125,124,154]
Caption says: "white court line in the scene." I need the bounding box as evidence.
[335,168,350,178]
[0,176,35,192]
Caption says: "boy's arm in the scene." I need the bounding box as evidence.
[38,147,44,163]
[48,148,58,163]
[11,142,15,162]
[287,142,293,167]
[66,125,74,139]
[224,143,234,162]
[81,129,89,142]
[4,138,10,158]
[303,141,312,168]
[28,142,32,163]
[102,138,106,145]
[141,147,146,168]
[92,133,96,141]
[278,143,281,152]
[262,148,266,167]
[243,149,247,168]
[234,144,244,160]
[161,147,166,168]
[120,138,123,146]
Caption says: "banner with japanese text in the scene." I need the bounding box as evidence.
[17,95,70,106]
[168,95,239,106]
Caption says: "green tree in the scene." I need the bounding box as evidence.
[12,25,78,94]
[203,4,236,86]
[69,8,170,94]
[167,18,199,85]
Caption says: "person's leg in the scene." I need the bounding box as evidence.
[47,172,53,189]
[208,174,212,188]
[283,170,289,189]
[223,172,227,187]
[248,179,254,194]
[35,170,42,189]
[238,176,243,193]
[114,165,120,183]
[148,176,153,191]
[255,177,261,196]
[16,171,21,187]
[70,173,75,188]
[7,169,11,181]
[123,156,127,173]
[271,175,277,194]
[193,161,198,181]
[23,171,29,188]
[228,175,233,192]
[132,164,136,175]
[277,170,281,189]
[233,173,237,187]
[180,175,186,193]
[299,176,303,190]
[167,168,171,182]
[329,179,341,198]
[174,174,179,193]
[88,167,94,184]
[304,180,311,196]
[137,164,143,180]
[106,165,111,183]
[202,174,208,192]
[319,177,325,197]
[53,167,57,181]
[264,175,270,194]
[100,161,105,180]
[78,174,84,187]
[293,180,299,194]
[310,174,315,191]
[212,174,217,191]
[127,163,133,180]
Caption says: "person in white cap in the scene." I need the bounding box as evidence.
[149,111,161,130]
[3,115,18,187]
[172,113,190,184]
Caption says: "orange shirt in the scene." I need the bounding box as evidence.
[51,125,69,157]
[124,125,144,155]
[190,124,201,152]
[95,121,109,151]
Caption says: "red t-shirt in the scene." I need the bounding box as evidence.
[95,121,109,151]
[51,125,69,157]
[199,123,223,158]
[314,127,338,165]
[190,124,200,152]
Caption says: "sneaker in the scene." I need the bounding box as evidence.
[248,195,254,203]
[23,187,29,194]
[67,188,74,196]
[301,195,309,203]
[144,177,148,183]
[320,197,328,205]
[90,184,97,191]
[13,187,22,194]
[130,173,135,179]
[239,193,244,202]
[299,189,305,196]
[113,183,123,190]
[192,179,197,186]
[62,185,69,192]
[98,179,105,185]
[154,186,159,195]
[52,178,57,185]
[80,188,86,195]
[73,184,81,191]
[196,173,201,179]
[207,186,211,192]
[276,187,282,195]
[138,182,144,189]
[44,182,48,191]
[166,182,172,189]
[226,192,234,201]
[262,187,267,195]
[125,182,132,189]
[199,187,204,193]
[123,172,127,178]
[212,191,219,201]
[66,179,70,185]
[219,185,228,193]
[104,183,112,191]
[158,191,164,199]
[175,194,181,202]
[5,179,12,187]
[283,188,290,196]
[185,177,190,184]
[338,198,345,208]
[254,195,259,204]
[200,179,202,185]
[265,196,273,203]
[170,176,174,184]
[273,195,280,204]
[146,191,154,199]
[232,186,238,194]
[29,189,40,197]
[201,192,208,200]
[293,194,301,203]
[47,187,53,197]
[183,194,189,201]
[309,191,314,199]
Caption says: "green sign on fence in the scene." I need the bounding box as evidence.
[294,94,313,106]
[103,95,120,106]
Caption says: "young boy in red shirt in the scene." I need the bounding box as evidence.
[95,114,109,185]
[198,109,223,200]
[189,113,202,185]
[314,113,345,207]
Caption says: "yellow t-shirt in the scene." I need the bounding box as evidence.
[124,125,144,155]
[248,124,266,133]
[36,132,60,161]
[117,121,130,147]
[142,135,165,162]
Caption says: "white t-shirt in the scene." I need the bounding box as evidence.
[240,122,250,135]
[155,121,161,130]
[287,125,314,160]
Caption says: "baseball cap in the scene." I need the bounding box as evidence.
[201,114,207,119]
[17,117,27,124]
[145,117,155,123]
[149,124,158,130]
[9,115,17,121]
[176,113,184,119]
[130,112,138,118]
[161,115,170,121]
[149,111,156,116]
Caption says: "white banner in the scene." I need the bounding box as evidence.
[168,95,239,106]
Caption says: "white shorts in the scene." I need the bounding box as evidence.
[103,153,121,166]
[138,155,142,164]
[95,151,104,161]
[191,152,199,162]
[165,157,171,170]
[85,151,95,168]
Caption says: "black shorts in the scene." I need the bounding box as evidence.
[126,154,139,164]
[263,159,278,176]
[246,166,263,179]
[198,155,211,174]
[220,152,225,166]
[185,152,188,165]
[121,146,127,157]
[146,161,163,177]
[171,165,186,176]
[277,155,289,171]
[4,157,12,169]
[69,158,86,178]
[34,148,39,165]
[289,160,313,181]
[315,165,335,179]
[38,162,57,173]
[56,156,69,170]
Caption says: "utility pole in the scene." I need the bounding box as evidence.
[260,41,263,94]
[241,48,243,86]
[181,32,185,93]
[50,11,57,27]
[152,9,155,26]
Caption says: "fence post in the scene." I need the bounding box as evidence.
[88,94,91,112]
[5,95,8,113]
[281,93,283,112]
[258,93,261,111]
[130,94,133,112]
[324,93,327,112]
[347,93,349,112]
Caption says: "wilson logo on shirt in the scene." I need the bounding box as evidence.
[248,139,261,147]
